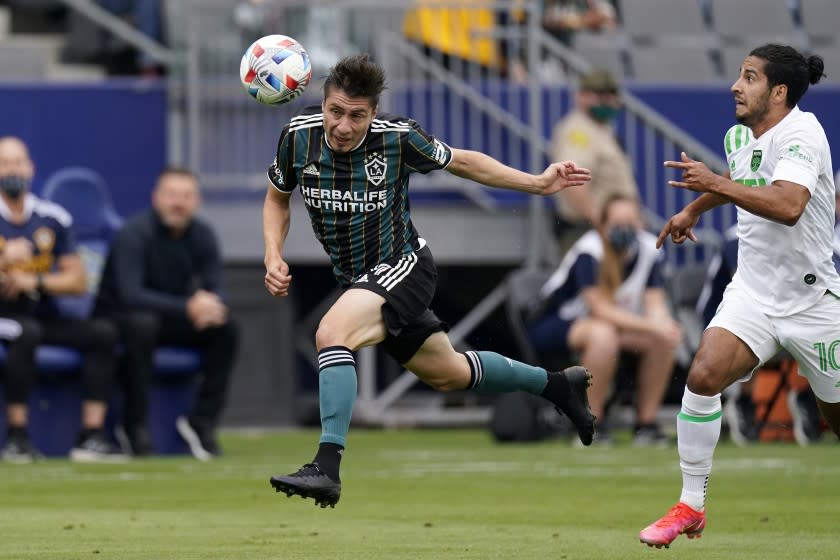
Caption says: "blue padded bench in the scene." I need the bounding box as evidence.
[0,344,202,456]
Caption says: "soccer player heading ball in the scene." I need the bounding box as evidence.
[262,54,595,508]
[640,44,840,549]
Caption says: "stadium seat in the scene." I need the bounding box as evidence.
[572,31,629,81]
[0,39,50,80]
[665,263,709,369]
[719,45,749,79]
[619,0,709,45]
[630,45,719,83]
[710,0,808,50]
[799,0,840,47]
[503,267,551,365]
[813,45,840,83]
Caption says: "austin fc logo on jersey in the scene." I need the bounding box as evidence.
[365,152,387,186]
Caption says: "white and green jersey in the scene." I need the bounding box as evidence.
[724,106,840,316]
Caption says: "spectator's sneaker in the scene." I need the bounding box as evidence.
[270,462,341,508]
[70,431,129,463]
[724,395,759,446]
[1,433,42,464]
[788,390,822,446]
[639,502,706,549]
[548,366,595,446]
[176,416,219,461]
[633,423,670,447]
[115,424,154,457]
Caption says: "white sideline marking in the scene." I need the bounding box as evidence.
[2,457,835,483]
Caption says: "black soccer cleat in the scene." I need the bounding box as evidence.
[270,463,341,508]
[551,366,596,446]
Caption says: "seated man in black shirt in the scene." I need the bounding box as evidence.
[95,167,238,459]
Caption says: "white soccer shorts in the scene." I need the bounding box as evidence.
[708,283,840,403]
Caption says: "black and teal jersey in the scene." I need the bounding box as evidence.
[268,105,453,286]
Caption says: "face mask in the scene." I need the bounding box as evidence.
[0,175,28,200]
[607,225,637,252]
[589,104,619,122]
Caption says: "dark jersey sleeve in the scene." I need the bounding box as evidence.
[572,253,599,289]
[52,218,76,257]
[539,253,598,316]
[403,119,453,174]
[646,255,665,288]
[268,124,296,193]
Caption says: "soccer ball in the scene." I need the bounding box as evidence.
[240,34,312,106]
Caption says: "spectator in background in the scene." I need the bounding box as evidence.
[550,68,639,245]
[528,195,682,446]
[0,136,125,463]
[94,167,238,460]
[541,0,616,46]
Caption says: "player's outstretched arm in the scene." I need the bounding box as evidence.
[263,186,293,297]
[445,148,591,195]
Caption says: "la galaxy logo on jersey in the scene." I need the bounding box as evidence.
[33,226,55,252]
[750,150,762,172]
[365,152,387,186]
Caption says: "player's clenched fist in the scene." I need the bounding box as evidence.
[264,255,291,297]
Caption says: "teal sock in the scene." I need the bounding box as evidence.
[465,351,548,395]
[317,346,357,447]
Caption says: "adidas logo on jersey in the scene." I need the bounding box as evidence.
[303,163,320,176]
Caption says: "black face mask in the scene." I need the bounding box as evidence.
[607,225,638,253]
[0,175,28,200]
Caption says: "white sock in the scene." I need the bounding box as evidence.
[677,386,722,511]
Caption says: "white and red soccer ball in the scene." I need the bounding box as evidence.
[240,34,312,106]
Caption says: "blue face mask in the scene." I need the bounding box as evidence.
[0,175,28,200]
[607,225,637,253]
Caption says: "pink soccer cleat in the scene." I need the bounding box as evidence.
[639,502,706,549]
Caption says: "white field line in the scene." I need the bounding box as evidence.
[2,457,837,483]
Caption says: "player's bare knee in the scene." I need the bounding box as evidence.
[425,376,462,392]
[315,322,349,351]
[686,360,726,396]
[418,362,470,392]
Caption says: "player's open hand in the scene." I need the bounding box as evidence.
[539,161,592,195]
[664,152,720,193]
[264,254,292,297]
[656,209,699,248]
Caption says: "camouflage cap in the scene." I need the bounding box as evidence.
[579,68,619,94]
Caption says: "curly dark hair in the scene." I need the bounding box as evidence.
[323,54,387,108]
[749,44,825,107]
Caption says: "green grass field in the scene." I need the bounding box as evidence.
[1,429,837,560]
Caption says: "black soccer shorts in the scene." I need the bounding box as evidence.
[349,244,448,364]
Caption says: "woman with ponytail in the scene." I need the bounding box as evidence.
[529,194,683,446]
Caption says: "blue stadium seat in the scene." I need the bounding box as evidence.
[0,166,205,455]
